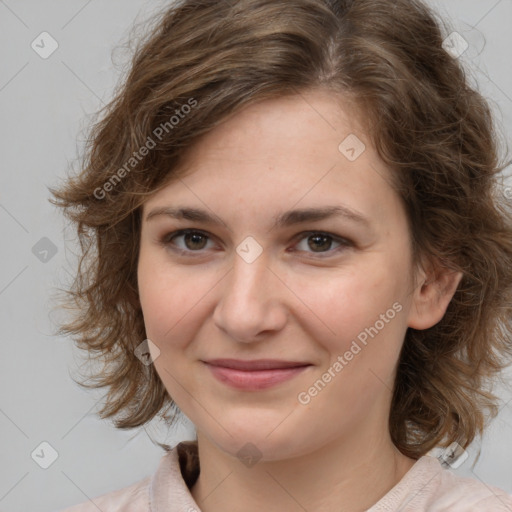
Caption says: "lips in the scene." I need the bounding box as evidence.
[202,359,312,390]
[204,358,311,370]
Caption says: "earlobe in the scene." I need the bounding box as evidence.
[407,264,463,331]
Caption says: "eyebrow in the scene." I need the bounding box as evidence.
[144,205,371,231]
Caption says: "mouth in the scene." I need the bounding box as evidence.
[202,359,312,390]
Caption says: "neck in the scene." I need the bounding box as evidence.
[190,423,416,512]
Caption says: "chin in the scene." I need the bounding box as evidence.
[201,420,313,463]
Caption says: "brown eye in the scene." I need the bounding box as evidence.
[181,231,208,250]
[161,229,213,255]
[294,231,352,256]
[307,234,334,252]
[160,229,351,259]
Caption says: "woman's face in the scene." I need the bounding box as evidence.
[137,90,423,461]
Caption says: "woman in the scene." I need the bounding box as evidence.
[50,0,512,510]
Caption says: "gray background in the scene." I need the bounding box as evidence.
[0,1,511,511]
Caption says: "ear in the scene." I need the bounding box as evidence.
[407,259,463,330]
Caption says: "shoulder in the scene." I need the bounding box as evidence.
[58,475,151,512]
[370,455,512,511]
[422,459,512,511]
[57,475,152,512]
[57,441,200,512]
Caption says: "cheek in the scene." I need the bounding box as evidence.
[137,249,218,350]
[137,256,208,399]
[297,275,406,422]
[295,262,405,352]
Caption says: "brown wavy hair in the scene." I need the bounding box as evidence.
[48,0,512,460]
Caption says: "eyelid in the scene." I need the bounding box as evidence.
[159,228,219,255]
[159,228,353,257]
[290,231,352,256]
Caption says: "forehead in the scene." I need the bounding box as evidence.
[142,91,402,231]
[181,91,364,165]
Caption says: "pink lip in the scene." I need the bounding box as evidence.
[203,359,311,390]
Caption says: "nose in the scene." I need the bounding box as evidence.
[212,248,288,343]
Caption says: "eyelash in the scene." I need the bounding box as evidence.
[158,229,353,258]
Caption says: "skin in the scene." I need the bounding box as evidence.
[137,89,462,512]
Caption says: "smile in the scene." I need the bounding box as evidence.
[202,359,312,391]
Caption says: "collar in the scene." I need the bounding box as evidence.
[150,440,201,512]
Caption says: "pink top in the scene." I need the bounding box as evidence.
[58,441,512,511]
